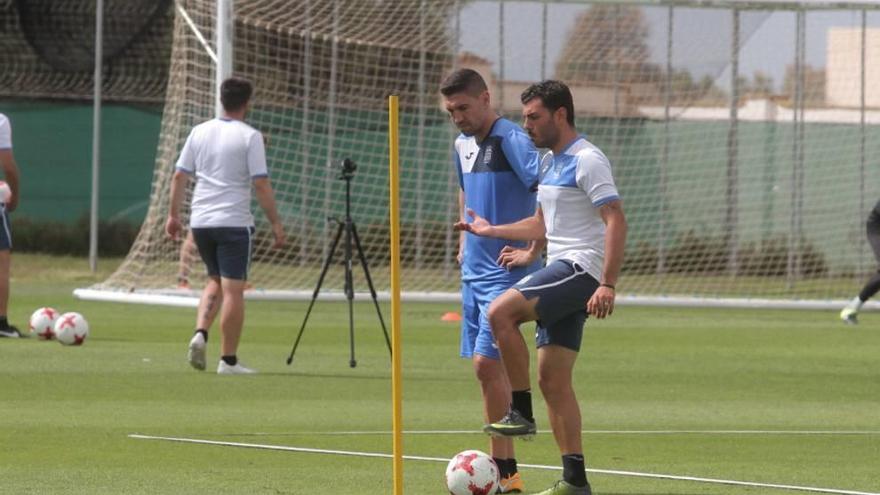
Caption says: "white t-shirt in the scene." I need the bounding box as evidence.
[538,136,619,281]
[0,114,12,150]
[175,118,268,228]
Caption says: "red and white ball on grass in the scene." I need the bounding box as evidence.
[29,307,59,340]
[445,450,499,495]
[54,312,89,346]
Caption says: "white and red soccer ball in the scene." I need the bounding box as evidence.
[54,312,89,346]
[29,307,59,340]
[445,450,499,495]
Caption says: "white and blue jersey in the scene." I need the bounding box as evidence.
[455,118,542,286]
[175,118,269,228]
[538,136,619,281]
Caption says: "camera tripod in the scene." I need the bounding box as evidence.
[286,160,391,368]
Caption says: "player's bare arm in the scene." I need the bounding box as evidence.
[0,149,20,212]
[165,169,190,240]
[587,199,626,319]
[457,190,465,265]
[454,205,545,241]
[253,177,286,249]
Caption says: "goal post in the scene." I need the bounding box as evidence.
[77,0,880,309]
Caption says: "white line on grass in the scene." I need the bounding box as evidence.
[199,429,880,436]
[129,433,880,495]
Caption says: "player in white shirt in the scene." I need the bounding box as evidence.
[456,81,627,495]
[0,114,22,338]
[166,77,285,374]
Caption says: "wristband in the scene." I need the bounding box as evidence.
[600,283,615,290]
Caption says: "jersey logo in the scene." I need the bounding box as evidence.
[465,151,475,160]
[482,145,493,164]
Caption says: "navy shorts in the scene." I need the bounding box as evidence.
[513,259,600,352]
[868,205,880,264]
[191,226,254,281]
[0,207,12,251]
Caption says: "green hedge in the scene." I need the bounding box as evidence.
[11,215,138,256]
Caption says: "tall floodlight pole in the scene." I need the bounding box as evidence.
[89,0,104,273]
[216,0,234,117]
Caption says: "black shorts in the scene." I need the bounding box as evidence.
[0,208,11,251]
[868,205,880,265]
[513,259,600,352]
[191,226,254,281]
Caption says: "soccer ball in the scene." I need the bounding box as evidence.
[54,312,89,346]
[445,450,499,495]
[29,307,59,340]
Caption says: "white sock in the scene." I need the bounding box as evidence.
[848,296,864,311]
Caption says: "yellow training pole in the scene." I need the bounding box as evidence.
[388,94,403,495]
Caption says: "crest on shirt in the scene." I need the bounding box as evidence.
[482,145,494,164]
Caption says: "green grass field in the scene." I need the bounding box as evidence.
[1,254,878,494]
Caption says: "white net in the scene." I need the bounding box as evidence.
[89,0,880,303]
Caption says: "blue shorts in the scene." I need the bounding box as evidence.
[514,259,599,352]
[191,226,254,281]
[0,207,12,251]
[460,280,509,360]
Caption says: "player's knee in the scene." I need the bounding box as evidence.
[487,300,515,335]
[473,356,504,384]
[538,368,572,398]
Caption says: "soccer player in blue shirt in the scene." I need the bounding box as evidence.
[457,80,627,495]
[440,68,543,494]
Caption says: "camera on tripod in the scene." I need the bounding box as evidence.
[287,156,390,368]
[337,158,357,180]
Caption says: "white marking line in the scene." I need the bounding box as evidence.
[201,429,880,437]
[129,434,879,495]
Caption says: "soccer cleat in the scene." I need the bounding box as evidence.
[217,360,257,375]
[187,333,206,370]
[0,326,25,338]
[533,480,592,495]
[840,307,858,325]
[483,409,536,439]
[496,472,524,493]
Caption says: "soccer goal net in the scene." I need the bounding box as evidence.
[81,0,880,308]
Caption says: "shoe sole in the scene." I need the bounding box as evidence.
[482,424,536,440]
[188,343,206,370]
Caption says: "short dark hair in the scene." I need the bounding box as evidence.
[220,77,253,112]
[439,68,488,97]
[520,80,575,126]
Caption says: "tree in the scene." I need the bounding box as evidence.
[750,71,775,97]
[782,64,825,106]
[555,5,659,85]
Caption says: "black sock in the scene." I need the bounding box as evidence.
[511,390,533,421]
[194,329,208,342]
[221,355,237,366]
[493,458,512,478]
[562,454,588,487]
[509,458,517,475]
[0,316,9,329]
[859,271,880,301]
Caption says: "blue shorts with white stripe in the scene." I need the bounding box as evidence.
[514,259,599,352]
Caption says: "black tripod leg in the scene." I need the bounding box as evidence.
[345,219,356,368]
[286,221,344,365]
[351,222,392,357]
